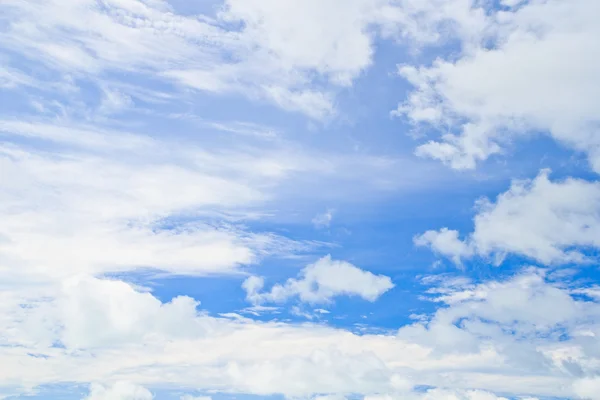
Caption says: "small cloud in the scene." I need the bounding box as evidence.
[291,305,315,320]
[242,255,394,305]
[312,209,334,229]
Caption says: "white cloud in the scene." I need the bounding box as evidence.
[0,66,35,89]
[0,276,406,396]
[0,0,426,118]
[415,228,474,265]
[1,118,405,282]
[312,209,335,229]
[375,0,491,47]
[394,270,600,396]
[396,0,600,171]
[415,170,600,265]
[59,276,203,349]
[243,255,394,304]
[3,267,600,398]
[0,133,267,279]
[84,381,153,400]
[220,0,375,82]
[1,0,506,120]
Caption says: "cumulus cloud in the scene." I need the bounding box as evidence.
[415,228,474,265]
[396,0,600,171]
[415,170,600,265]
[84,381,153,400]
[243,255,394,304]
[59,276,203,349]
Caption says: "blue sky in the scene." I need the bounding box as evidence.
[1,0,600,399]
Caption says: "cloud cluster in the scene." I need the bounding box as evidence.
[396,0,600,171]
[416,170,600,265]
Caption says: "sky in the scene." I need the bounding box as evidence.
[1,0,600,399]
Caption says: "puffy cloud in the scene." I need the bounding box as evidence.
[395,270,600,396]
[411,270,583,340]
[397,0,600,171]
[415,228,474,265]
[415,170,600,265]
[84,381,153,400]
[243,255,394,304]
[59,276,203,349]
